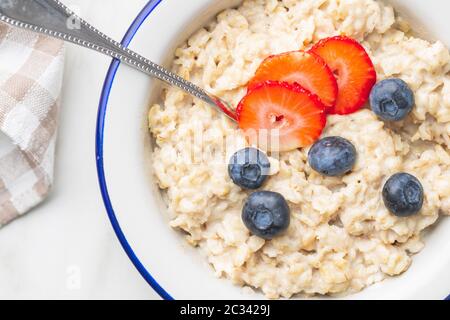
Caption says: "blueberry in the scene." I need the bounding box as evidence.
[242,191,290,240]
[370,78,415,121]
[308,137,357,177]
[382,173,424,217]
[228,148,270,189]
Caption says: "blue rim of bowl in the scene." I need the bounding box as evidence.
[96,0,172,300]
[96,0,450,301]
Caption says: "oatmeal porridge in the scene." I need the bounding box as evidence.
[148,0,450,298]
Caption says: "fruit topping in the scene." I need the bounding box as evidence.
[310,36,376,115]
[228,148,271,190]
[308,136,357,177]
[382,173,424,217]
[242,191,290,240]
[237,81,327,152]
[369,78,415,121]
[248,51,338,110]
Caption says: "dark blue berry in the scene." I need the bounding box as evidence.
[242,191,290,240]
[228,148,270,190]
[308,137,357,177]
[370,78,415,121]
[382,173,424,217]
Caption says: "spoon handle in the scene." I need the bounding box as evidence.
[0,0,237,121]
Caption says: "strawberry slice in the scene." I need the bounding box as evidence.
[248,51,338,111]
[237,81,327,152]
[310,36,377,115]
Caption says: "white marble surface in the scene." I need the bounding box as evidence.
[0,0,159,299]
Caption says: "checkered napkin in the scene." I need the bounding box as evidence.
[0,22,64,227]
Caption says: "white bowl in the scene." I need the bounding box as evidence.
[97,0,450,300]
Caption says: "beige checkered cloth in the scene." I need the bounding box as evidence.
[0,22,64,227]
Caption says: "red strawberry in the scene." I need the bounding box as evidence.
[248,51,338,111]
[237,81,327,152]
[309,36,377,115]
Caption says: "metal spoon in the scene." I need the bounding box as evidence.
[0,0,237,121]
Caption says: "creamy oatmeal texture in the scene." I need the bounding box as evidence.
[148,0,450,298]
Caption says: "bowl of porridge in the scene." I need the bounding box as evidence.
[97,0,450,299]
